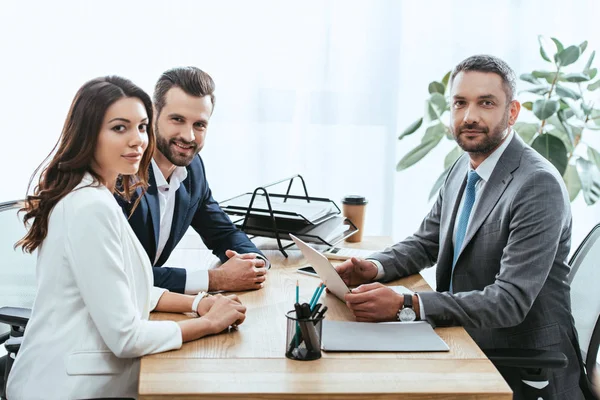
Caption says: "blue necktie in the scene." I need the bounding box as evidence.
[450,170,481,293]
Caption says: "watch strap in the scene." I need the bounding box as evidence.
[403,294,413,309]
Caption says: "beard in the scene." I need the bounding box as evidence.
[453,111,510,155]
[155,126,201,167]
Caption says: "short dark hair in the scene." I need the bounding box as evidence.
[450,55,516,102]
[153,66,216,117]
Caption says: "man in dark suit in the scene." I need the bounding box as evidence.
[119,67,268,295]
[334,55,586,398]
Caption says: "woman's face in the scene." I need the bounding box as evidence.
[92,97,149,188]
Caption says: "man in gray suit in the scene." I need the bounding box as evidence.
[335,55,585,399]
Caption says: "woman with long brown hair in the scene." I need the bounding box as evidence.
[7,76,246,399]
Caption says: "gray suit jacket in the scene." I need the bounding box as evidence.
[372,134,583,398]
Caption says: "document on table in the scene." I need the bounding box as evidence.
[321,320,449,352]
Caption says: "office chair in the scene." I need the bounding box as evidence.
[484,223,600,399]
[0,200,35,400]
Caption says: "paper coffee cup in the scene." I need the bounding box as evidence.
[342,195,367,243]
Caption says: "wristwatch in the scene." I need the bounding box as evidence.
[397,294,416,322]
[191,291,209,317]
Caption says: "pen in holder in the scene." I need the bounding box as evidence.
[285,309,324,361]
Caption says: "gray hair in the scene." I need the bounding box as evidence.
[450,55,516,102]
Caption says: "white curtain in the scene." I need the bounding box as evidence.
[1,0,600,275]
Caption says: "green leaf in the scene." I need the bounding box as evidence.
[399,118,423,140]
[547,114,566,131]
[428,166,451,201]
[587,68,598,80]
[520,73,540,84]
[444,146,464,169]
[561,98,585,119]
[531,134,568,176]
[396,136,444,171]
[575,158,600,205]
[428,81,446,95]
[547,114,581,145]
[584,50,595,71]
[571,118,600,131]
[444,126,453,140]
[422,123,447,143]
[538,35,553,62]
[563,163,581,202]
[522,101,533,111]
[555,84,581,100]
[547,129,574,152]
[580,40,588,54]
[585,124,600,131]
[532,70,559,84]
[551,37,564,53]
[513,122,538,144]
[588,80,600,91]
[590,109,600,125]
[588,147,600,171]
[426,93,447,121]
[556,109,575,147]
[561,105,575,119]
[556,45,581,67]
[441,71,451,89]
[533,98,560,120]
[523,86,550,95]
[563,73,591,82]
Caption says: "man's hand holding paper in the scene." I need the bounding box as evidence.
[334,257,378,286]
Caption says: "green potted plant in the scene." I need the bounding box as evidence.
[397,36,600,204]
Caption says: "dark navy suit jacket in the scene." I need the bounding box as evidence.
[117,155,264,293]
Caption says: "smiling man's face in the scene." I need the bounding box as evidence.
[154,86,213,167]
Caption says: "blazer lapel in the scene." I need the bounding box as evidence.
[439,156,469,259]
[437,155,469,290]
[124,219,154,315]
[144,167,161,258]
[157,175,191,266]
[456,134,524,258]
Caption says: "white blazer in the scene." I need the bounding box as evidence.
[7,174,182,399]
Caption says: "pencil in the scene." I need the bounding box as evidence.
[308,282,323,309]
[311,283,326,310]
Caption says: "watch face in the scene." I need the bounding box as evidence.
[398,307,416,322]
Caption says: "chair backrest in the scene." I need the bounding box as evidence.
[568,223,600,392]
[0,201,37,339]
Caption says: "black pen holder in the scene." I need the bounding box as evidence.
[285,310,324,361]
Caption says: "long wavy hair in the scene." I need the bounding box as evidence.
[16,76,156,253]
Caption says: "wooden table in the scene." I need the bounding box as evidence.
[139,237,511,399]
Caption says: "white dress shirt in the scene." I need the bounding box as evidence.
[151,160,209,294]
[370,129,515,320]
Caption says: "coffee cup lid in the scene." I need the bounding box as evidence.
[342,195,368,205]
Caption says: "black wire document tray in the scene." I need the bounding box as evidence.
[219,175,358,257]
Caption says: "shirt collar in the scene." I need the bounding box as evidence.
[151,159,188,190]
[469,128,514,182]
